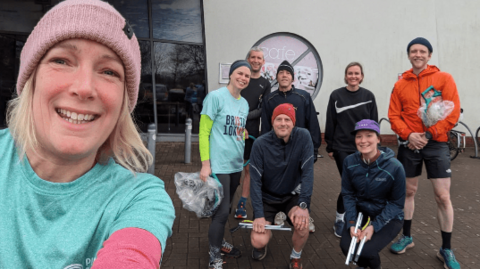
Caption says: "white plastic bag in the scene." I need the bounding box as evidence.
[417,100,454,127]
[174,172,223,218]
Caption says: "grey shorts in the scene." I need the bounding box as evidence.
[397,140,451,179]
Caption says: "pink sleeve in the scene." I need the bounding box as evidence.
[91,227,162,269]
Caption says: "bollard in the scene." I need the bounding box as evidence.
[185,118,192,164]
[147,123,156,174]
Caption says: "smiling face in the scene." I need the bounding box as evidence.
[277,70,293,90]
[355,130,380,158]
[345,65,363,88]
[229,66,251,91]
[273,114,294,141]
[408,44,431,74]
[31,38,125,163]
[247,50,265,74]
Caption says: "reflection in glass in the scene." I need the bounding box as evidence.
[154,42,205,133]
[107,0,150,38]
[0,34,25,128]
[133,40,154,132]
[152,0,203,43]
[0,0,61,33]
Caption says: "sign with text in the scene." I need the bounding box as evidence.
[254,33,323,99]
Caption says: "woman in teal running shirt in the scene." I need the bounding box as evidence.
[0,0,174,268]
[199,60,251,269]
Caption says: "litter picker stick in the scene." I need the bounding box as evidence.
[345,212,363,265]
[354,216,371,263]
[230,221,292,233]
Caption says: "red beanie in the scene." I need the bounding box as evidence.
[271,103,296,125]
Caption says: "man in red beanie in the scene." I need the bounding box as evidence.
[249,103,314,269]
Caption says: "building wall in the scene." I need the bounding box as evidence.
[203,0,480,135]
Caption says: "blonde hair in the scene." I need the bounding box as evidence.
[7,72,152,174]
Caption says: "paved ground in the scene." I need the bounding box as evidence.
[156,143,480,269]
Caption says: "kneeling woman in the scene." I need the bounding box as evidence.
[340,119,406,269]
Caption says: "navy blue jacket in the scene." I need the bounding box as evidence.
[341,147,406,232]
[249,127,314,219]
[260,86,321,155]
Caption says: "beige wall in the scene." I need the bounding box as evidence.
[203,0,480,136]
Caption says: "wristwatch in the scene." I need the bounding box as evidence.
[425,131,432,140]
[299,202,307,210]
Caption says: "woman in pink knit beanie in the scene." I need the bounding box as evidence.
[1,0,174,268]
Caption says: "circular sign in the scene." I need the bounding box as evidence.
[253,33,323,100]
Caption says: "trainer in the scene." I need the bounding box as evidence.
[388,37,461,269]
[250,103,314,269]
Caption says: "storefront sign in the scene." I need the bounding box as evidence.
[253,33,323,99]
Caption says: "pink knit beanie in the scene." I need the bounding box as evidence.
[17,0,141,112]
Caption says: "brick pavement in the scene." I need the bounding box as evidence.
[157,142,480,269]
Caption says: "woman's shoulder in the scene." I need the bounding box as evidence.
[359,87,376,96]
[103,159,167,190]
[331,86,346,93]
[0,129,15,153]
[0,128,12,139]
[206,87,226,98]
[343,152,360,166]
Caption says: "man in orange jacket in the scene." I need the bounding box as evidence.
[388,37,461,269]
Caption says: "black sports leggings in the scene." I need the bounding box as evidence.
[334,150,355,214]
[340,218,403,269]
[208,172,241,256]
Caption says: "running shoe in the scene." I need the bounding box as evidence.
[309,217,315,233]
[289,258,302,269]
[274,211,287,225]
[234,201,247,219]
[221,240,241,258]
[252,246,267,261]
[208,259,223,269]
[437,248,461,269]
[333,220,344,238]
[390,234,414,254]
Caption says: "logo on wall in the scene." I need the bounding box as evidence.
[253,33,323,100]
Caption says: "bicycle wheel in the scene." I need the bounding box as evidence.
[447,131,459,161]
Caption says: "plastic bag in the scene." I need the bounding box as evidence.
[174,172,223,218]
[417,100,454,127]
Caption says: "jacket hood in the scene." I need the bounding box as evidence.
[402,65,439,80]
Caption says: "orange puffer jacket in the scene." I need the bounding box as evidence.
[388,65,460,142]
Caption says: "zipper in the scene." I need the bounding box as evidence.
[365,169,370,198]
[417,73,426,132]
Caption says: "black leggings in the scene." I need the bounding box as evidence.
[208,172,241,256]
[340,218,403,269]
[334,150,355,214]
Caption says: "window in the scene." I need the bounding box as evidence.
[152,0,203,43]
[106,0,150,38]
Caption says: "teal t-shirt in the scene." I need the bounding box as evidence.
[0,129,175,269]
[201,87,249,174]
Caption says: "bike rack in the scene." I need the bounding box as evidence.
[379,117,390,126]
[379,118,479,159]
[468,124,480,159]
[456,121,479,159]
